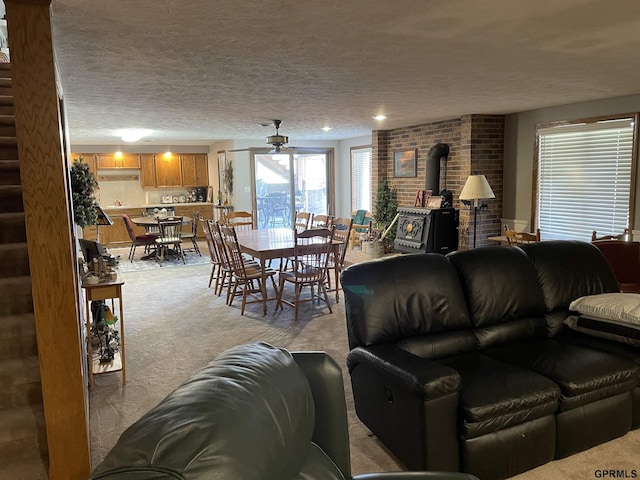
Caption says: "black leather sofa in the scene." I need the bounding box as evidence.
[341,241,640,480]
[89,342,479,480]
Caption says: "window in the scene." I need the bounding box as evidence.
[351,146,372,211]
[536,116,636,241]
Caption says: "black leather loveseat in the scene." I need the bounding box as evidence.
[341,241,640,480]
[89,342,478,480]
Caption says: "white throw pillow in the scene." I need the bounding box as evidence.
[569,293,640,326]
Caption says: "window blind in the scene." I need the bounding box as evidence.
[536,118,634,241]
[351,147,372,211]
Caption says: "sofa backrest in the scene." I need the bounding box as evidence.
[447,246,548,349]
[341,253,473,355]
[89,342,345,480]
[520,240,621,335]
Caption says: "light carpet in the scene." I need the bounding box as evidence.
[89,262,640,478]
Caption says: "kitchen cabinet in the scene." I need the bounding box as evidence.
[174,204,213,238]
[140,154,156,188]
[181,154,209,187]
[96,153,141,169]
[84,208,144,246]
[155,153,183,188]
[72,153,97,177]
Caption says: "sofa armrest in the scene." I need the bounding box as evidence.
[347,344,461,400]
[353,472,479,480]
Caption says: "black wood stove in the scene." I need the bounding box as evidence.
[393,207,459,254]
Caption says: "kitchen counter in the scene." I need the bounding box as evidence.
[101,202,214,210]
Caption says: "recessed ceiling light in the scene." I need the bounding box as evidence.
[373,115,387,121]
[119,128,151,142]
[322,126,333,132]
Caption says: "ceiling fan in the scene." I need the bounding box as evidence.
[266,119,289,154]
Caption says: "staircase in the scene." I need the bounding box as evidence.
[0,63,49,479]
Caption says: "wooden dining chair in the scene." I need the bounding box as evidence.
[294,211,311,232]
[210,222,236,300]
[155,216,185,265]
[224,211,254,230]
[122,213,157,262]
[202,218,221,289]
[503,224,541,245]
[218,224,278,315]
[349,210,373,249]
[275,227,335,321]
[180,210,201,255]
[592,228,630,242]
[310,213,332,228]
[325,217,353,302]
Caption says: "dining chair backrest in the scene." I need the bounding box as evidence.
[157,216,184,241]
[122,213,137,242]
[218,224,248,277]
[310,214,332,228]
[294,211,311,232]
[331,217,353,265]
[291,227,334,282]
[190,210,200,236]
[225,211,254,230]
[212,222,232,271]
[202,218,218,262]
[592,228,630,242]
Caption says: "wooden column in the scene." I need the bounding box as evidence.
[5,1,91,479]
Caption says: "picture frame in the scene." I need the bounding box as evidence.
[393,149,417,177]
[426,195,443,209]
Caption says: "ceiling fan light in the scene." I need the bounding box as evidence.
[266,134,288,146]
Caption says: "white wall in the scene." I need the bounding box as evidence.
[505,93,640,228]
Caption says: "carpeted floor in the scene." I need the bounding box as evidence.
[89,261,640,478]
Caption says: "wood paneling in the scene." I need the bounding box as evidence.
[6,0,91,478]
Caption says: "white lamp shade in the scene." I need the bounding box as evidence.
[459,175,495,201]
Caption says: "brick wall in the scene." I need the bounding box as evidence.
[372,114,504,249]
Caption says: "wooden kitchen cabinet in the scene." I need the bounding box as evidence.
[96,153,141,169]
[72,153,97,177]
[140,154,156,188]
[155,153,183,188]
[181,154,209,187]
[174,204,213,238]
[85,208,144,247]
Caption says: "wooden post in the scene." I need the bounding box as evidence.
[5,1,91,478]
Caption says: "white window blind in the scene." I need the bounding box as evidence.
[351,147,372,211]
[536,118,634,241]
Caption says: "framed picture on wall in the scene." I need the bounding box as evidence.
[393,149,417,177]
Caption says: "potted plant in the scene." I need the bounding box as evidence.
[70,156,99,229]
[368,178,399,255]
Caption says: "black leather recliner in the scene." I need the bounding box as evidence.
[89,342,479,480]
[341,241,640,480]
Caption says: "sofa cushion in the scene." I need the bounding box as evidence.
[90,342,316,480]
[341,253,471,350]
[295,443,346,480]
[486,339,639,411]
[447,246,547,348]
[440,353,559,439]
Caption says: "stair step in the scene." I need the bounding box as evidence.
[0,87,12,97]
[0,405,47,465]
[0,124,16,136]
[0,356,42,408]
[0,160,20,185]
[0,77,10,88]
[0,135,16,145]
[0,185,23,213]
[0,313,37,361]
[0,114,15,125]
[0,212,26,243]
[0,96,13,106]
[0,457,49,480]
[0,276,33,316]
[0,105,14,116]
[0,144,17,160]
[0,243,29,278]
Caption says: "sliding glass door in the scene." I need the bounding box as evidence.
[253,150,331,229]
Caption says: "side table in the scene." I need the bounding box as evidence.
[81,273,126,390]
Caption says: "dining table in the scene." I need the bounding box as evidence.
[129,215,192,228]
[234,228,343,315]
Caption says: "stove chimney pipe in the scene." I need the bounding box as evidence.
[425,143,450,194]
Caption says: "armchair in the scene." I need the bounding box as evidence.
[89,342,477,480]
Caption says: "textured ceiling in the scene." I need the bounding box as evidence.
[49,0,640,145]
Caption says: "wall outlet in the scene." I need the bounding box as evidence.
[244,186,250,193]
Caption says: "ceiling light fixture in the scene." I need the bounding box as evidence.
[373,115,387,121]
[266,120,289,153]
[120,128,151,143]
[322,126,333,132]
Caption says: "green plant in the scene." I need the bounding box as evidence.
[224,161,234,195]
[70,156,98,228]
[373,178,399,244]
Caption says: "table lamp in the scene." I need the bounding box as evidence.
[459,174,495,248]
